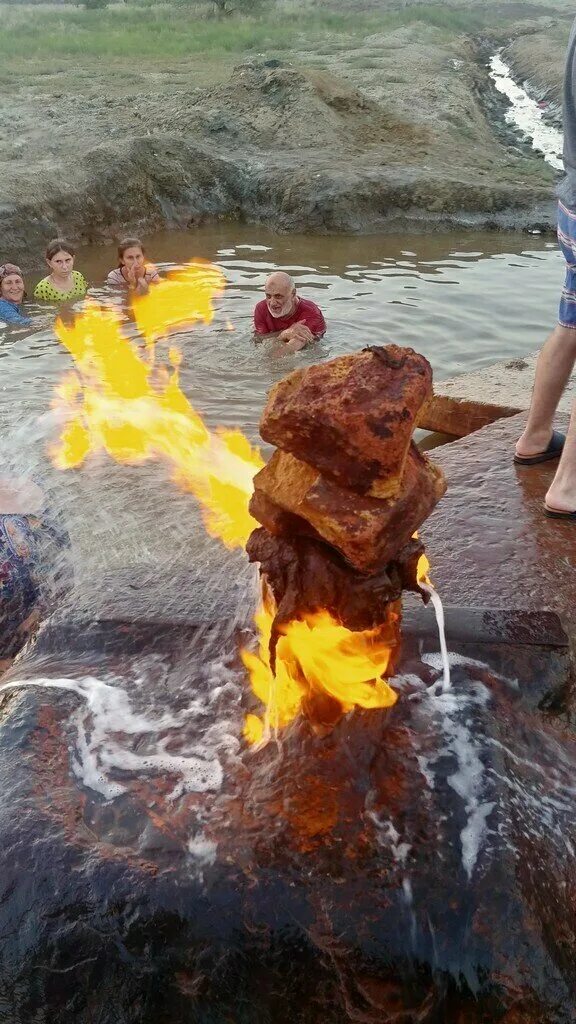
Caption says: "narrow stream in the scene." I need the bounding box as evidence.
[489,51,563,170]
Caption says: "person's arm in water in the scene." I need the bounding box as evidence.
[278,323,315,351]
[253,301,270,335]
[253,312,311,350]
[253,291,325,350]
[278,304,327,349]
[0,299,31,326]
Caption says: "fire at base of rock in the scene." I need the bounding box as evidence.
[243,345,447,741]
[47,271,446,746]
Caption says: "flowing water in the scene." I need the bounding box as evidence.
[489,52,563,170]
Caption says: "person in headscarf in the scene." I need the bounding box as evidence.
[0,264,31,326]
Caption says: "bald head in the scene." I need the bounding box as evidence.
[265,272,297,319]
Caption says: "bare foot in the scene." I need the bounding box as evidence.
[545,482,576,514]
[515,428,554,459]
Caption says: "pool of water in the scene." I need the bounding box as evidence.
[0,224,564,612]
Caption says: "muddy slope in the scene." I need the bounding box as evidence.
[504,24,567,105]
[0,29,563,263]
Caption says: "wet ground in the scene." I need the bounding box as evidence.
[423,410,576,630]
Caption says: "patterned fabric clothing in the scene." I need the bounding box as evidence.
[34,271,88,302]
[0,511,72,659]
[557,201,576,329]
[0,299,31,325]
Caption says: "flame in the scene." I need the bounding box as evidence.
[132,262,226,348]
[413,531,431,587]
[417,550,431,586]
[241,591,400,745]
[49,267,410,744]
[50,267,263,549]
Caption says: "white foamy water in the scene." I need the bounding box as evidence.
[418,665,494,879]
[0,671,237,801]
[419,583,451,692]
[489,52,563,170]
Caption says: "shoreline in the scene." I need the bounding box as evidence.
[1,9,568,265]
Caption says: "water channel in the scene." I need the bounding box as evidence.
[489,51,563,170]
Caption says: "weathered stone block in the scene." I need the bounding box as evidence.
[260,345,433,497]
[246,526,424,632]
[251,443,446,573]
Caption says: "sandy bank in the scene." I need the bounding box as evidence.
[0,7,570,262]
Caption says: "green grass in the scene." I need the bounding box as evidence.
[0,1,488,61]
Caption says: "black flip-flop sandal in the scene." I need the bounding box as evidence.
[514,430,566,466]
[544,505,576,520]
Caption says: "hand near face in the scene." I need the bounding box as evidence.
[134,277,150,295]
[125,264,137,287]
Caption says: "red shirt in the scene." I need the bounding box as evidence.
[253,297,326,337]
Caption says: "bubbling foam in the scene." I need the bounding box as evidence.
[0,671,234,801]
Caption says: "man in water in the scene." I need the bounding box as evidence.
[253,272,326,351]
[514,16,576,519]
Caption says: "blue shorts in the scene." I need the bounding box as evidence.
[557,201,576,329]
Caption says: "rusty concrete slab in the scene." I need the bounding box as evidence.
[417,352,576,437]
[402,605,568,648]
[420,411,576,633]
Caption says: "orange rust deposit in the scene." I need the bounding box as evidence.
[260,345,433,497]
[50,274,443,745]
[244,345,445,741]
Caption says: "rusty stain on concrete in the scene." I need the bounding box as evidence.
[417,351,576,437]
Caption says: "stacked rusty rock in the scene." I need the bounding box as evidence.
[246,345,446,642]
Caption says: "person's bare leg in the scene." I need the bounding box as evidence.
[515,324,576,457]
[545,399,576,511]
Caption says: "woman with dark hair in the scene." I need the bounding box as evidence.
[34,239,88,302]
[0,264,31,326]
[106,237,160,295]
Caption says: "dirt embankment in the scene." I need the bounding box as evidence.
[0,16,569,265]
[503,19,568,108]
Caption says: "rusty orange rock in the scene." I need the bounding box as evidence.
[251,443,446,573]
[260,345,432,498]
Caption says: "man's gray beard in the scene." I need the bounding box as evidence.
[269,301,296,319]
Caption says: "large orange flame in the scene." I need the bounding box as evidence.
[50,265,263,549]
[50,264,405,743]
[241,589,400,746]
